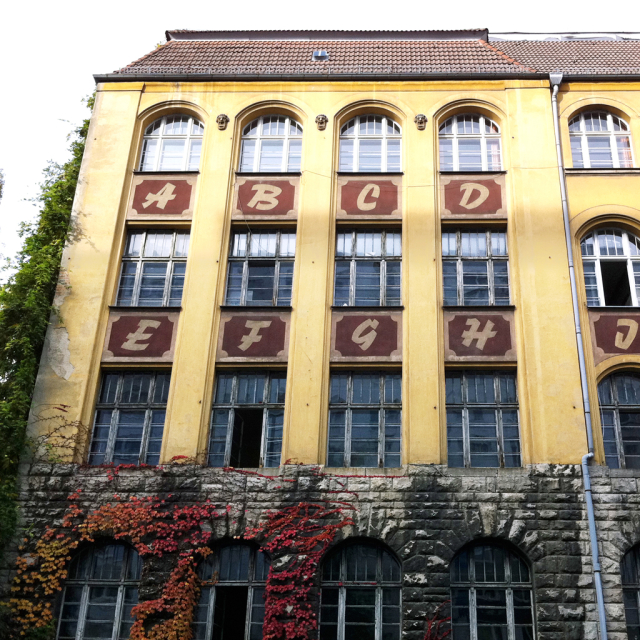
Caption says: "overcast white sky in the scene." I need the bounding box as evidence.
[0,0,637,269]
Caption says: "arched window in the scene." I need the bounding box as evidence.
[439,114,502,172]
[569,111,633,169]
[580,228,640,306]
[320,541,401,640]
[194,543,270,640]
[451,543,534,640]
[339,115,401,172]
[598,371,640,469]
[139,114,204,172]
[239,115,303,172]
[57,543,141,640]
[621,545,640,639]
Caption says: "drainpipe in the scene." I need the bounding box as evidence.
[549,72,608,639]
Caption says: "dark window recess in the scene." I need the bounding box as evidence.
[212,586,249,640]
[229,410,263,468]
[600,261,632,305]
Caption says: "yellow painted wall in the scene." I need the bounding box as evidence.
[31,77,611,467]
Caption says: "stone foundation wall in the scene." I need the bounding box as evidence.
[3,463,640,640]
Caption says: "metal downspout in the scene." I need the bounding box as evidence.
[549,72,608,639]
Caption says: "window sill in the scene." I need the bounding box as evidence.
[336,171,404,176]
[133,170,199,176]
[235,171,302,177]
[442,305,515,311]
[219,305,293,311]
[565,168,640,175]
[331,305,404,311]
[586,305,639,311]
[108,305,182,311]
[331,304,404,311]
[439,170,506,175]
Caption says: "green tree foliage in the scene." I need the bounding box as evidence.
[0,96,93,558]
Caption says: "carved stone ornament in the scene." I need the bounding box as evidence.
[414,114,427,130]
[216,114,230,130]
[315,114,329,131]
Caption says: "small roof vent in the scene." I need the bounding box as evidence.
[312,49,329,61]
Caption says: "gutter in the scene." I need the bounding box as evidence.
[549,71,608,640]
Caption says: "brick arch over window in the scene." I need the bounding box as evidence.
[450,541,534,640]
[320,539,402,640]
[194,541,271,640]
[56,542,142,640]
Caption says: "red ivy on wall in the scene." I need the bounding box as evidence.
[8,468,356,640]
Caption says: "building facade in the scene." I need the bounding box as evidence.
[7,28,640,640]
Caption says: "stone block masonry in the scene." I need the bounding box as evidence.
[3,462,640,639]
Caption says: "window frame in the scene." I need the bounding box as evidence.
[569,110,634,169]
[580,228,640,307]
[597,371,640,469]
[442,229,510,306]
[327,371,402,468]
[225,230,296,307]
[88,371,171,466]
[334,230,402,307]
[194,543,270,640]
[116,230,190,308]
[438,113,503,172]
[339,114,402,173]
[445,370,521,469]
[139,114,204,172]
[56,543,141,640]
[208,370,287,469]
[320,542,402,640]
[450,543,535,640]
[239,115,303,173]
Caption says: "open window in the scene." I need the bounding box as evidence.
[581,228,640,306]
[208,371,286,468]
[194,543,270,640]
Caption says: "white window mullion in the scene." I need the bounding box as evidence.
[470,587,478,640]
[111,585,126,640]
[76,584,90,640]
[594,258,607,306]
[338,587,347,640]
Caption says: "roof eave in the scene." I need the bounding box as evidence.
[95,71,544,84]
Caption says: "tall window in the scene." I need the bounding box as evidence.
[88,371,170,466]
[208,371,286,468]
[446,371,521,468]
[442,230,509,306]
[334,231,401,306]
[194,543,269,640]
[321,542,402,640]
[139,114,204,172]
[57,543,141,640]
[569,111,633,169]
[339,115,401,172]
[581,228,640,306]
[225,231,296,306]
[116,231,189,307]
[239,115,302,172]
[598,372,640,469]
[622,545,640,640]
[451,543,534,640]
[439,114,502,172]
[327,372,401,468]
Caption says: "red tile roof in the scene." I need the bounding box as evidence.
[112,39,536,77]
[495,40,640,74]
[102,34,640,80]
